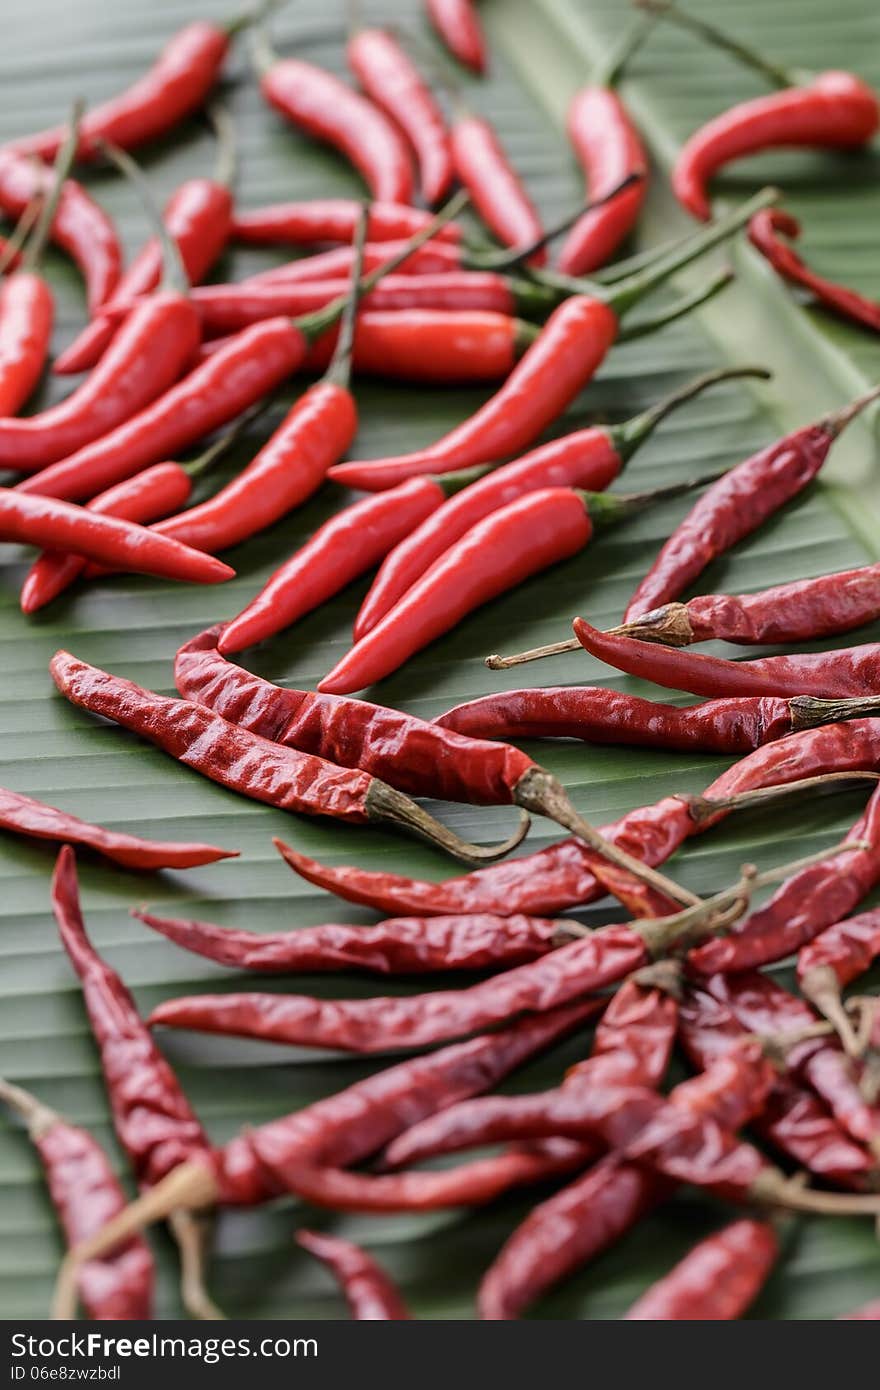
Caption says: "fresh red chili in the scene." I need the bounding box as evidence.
[327,191,771,492]
[451,115,545,264]
[0,151,121,314]
[689,783,880,976]
[572,618,880,701]
[640,1,880,222]
[0,1077,154,1321]
[296,1231,409,1320]
[623,1219,778,1320]
[247,238,463,285]
[348,27,452,205]
[254,31,414,204]
[49,649,526,865]
[797,909,880,1055]
[52,847,219,1320]
[135,905,573,975]
[303,308,539,383]
[54,108,236,376]
[0,490,233,583]
[0,784,236,870]
[354,365,767,638]
[749,209,880,334]
[320,476,721,695]
[231,198,461,248]
[425,0,487,74]
[678,981,875,1186]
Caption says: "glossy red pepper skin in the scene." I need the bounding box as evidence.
[426,0,488,74]
[296,1231,409,1320]
[17,318,306,502]
[749,209,880,333]
[304,309,534,383]
[328,297,620,491]
[55,178,234,375]
[0,784,235,870]
[348,29,452,206]
[0,294,201,470]
[0,152,121,313]
[0,490,232,584]
[277,717,880,917]
[679,984,874,1186]
[153,381,356,555]
[232,199,460,248]
[148,924,653,1053]
[798,908,880,991]
[623,1220,777,1320]
[320,488,594,693]
[625,416,845,620]
[193,272,518,335]
[355,425,622,638]
[219,476,451,653]
[20,462,193,614]
[216,999,602,1205]
[574,618,880,701]
[249,238,462,285]
[260,58,414,204]
[451,117,544,263]
[690,783,880,977]
[0,272,53,415]
[557,87,648,275]
[137,906,566,975]
[675,72,880,221]
[175,627,536,804]
[9,22,230,163]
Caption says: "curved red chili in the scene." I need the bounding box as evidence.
[0,151,121,313]
[623,1220,778,1320]
[451,115,544,263]
[348,27,452,205]
[296,1231,409,1320]
[0,1077,154,1320]
[354,365,766,638]
[255,33,413,204]
[749,209,880,334]
[797,909,880,1054]
[0,784,236,870]
[50,650,527,865]
[425,0,487,74]
[231,198,461,247]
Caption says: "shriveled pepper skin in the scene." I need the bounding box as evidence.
[296,1231,410,1320]
[674,73,880,222]
[623,1220,778,1320]
[451,117,545,263]
[175,627,536,805]
[232,199,460,248]
[749,209,880,334]
[558,87,648,275]
[0,273,53,416]
[798,908,880,990]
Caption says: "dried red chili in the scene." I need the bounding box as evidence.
[623,1219,778,1320]
[0,1076,154,1321]
[49,649,527,865]
[426,0,487,74]
[798,909,880,1055]
[296,1231,410,1320]
[749,209,880,334]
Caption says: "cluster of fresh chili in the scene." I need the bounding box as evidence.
[1,0,879,1329]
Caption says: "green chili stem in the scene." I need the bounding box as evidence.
[322,206,368,390]
[634,1,795,89]
[612,365,771,460]
[101,142,188,294]
[21,101,84,274]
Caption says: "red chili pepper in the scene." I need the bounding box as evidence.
[254,30,414,204]
[640,2,880,222]
[797,909,880,1055]
[0,784,235,870]
[0,151,121,314]
[135,905,570,975]
[231,198,461,248]
[749,209,880,334]
[623,387,880,621]
[275,717,880,917]
[296,1231,409,1320]
[50,649,526,865]
[327,190,769,492]
[679,982,874,1186]
[0,1077,154,1320]
[0,236,22,271]
[573,618,880,701]
[557,18,651,275]
[51,847,219,1319]
[425,0,487,74]
[348,27,452,205]
[451,115,544,264]
[689,783,880,977]
[303,308,539,383]
[623,1219,778,1320]
[354,365,767,638]
[247,238,463,285]
[0,490,233,583]
[54,107,236,376]
[613,563,880,649]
